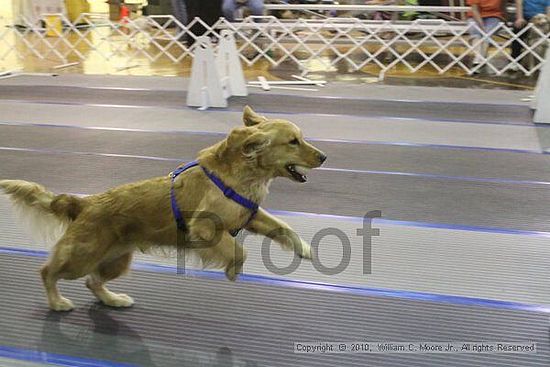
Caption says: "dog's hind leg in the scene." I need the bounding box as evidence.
[41,238,102,311]
[40,262,75,312]
[86,252,134,308]
[193,231,247,281]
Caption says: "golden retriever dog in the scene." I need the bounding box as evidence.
[0,106,327,311]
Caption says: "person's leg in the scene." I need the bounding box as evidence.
[170,0,188,42]
[171,0,188,25]
[185,0,198,45]
[246,0,265,17]
[511,17,531,67]
[483,17,501,35]
[222,0,237,22]
[511,24,524,60]
[468,18,484,65]
[187,0,220,45]
[203,0,223,25]
[479,17,501,64]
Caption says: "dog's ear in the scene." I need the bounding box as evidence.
[243,106,267,127]
[242,132,271,157]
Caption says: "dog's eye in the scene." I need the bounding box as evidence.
[289,138,300,145]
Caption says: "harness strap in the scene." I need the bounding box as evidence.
[170,160,199,232]
[169,160,259,236]
[200,166,259,212]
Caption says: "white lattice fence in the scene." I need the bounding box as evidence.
[0,14,548,78]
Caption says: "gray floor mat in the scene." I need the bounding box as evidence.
[0,85,533,124]
[0,254,548,367]
[1,149,550,232]
[0,102,541,152]
[0,124,548,182]
[0,74,533,105]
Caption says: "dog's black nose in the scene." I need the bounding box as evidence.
[319,153,327,164]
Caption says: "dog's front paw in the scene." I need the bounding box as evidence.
[225,259,244,282]
[297,240,312,260]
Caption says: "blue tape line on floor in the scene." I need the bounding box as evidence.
[0,345,136,367]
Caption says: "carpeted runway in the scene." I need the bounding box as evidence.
[0,84,534,124]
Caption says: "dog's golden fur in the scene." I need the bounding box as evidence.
[0,106,326,311]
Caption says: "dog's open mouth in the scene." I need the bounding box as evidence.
[286,164,309,183]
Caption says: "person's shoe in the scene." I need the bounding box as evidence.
[472,55,483,66]
[472,63,482,74]
[471,56,483,74]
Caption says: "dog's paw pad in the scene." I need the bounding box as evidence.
[105,293,134,308]
[51,297,75,312]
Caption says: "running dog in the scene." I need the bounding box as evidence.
[0,106,327,311]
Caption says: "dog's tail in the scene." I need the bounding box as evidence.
[0,180,85,244]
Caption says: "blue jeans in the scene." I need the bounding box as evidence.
[467,17,501,39]
[222,0,265,22]
[467,17,502,64]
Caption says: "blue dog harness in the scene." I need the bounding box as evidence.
[169,160,259,237]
